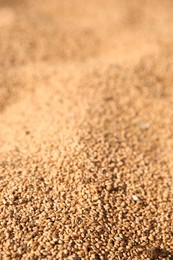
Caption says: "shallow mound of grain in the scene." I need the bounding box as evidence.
[0,0,173,259]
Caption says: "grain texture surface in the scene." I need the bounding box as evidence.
[0,1,173,259]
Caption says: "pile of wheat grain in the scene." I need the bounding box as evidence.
[0,0,172,259]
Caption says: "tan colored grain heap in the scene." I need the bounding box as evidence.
[0,0,173,259]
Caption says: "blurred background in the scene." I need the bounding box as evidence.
[0,0,173,66]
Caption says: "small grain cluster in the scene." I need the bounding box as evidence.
[0,0,173,259]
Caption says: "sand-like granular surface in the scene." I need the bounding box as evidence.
[0,0,173,259]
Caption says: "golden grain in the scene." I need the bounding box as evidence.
[0,0,173,259]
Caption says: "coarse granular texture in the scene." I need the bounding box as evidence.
[0,0,173,259]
